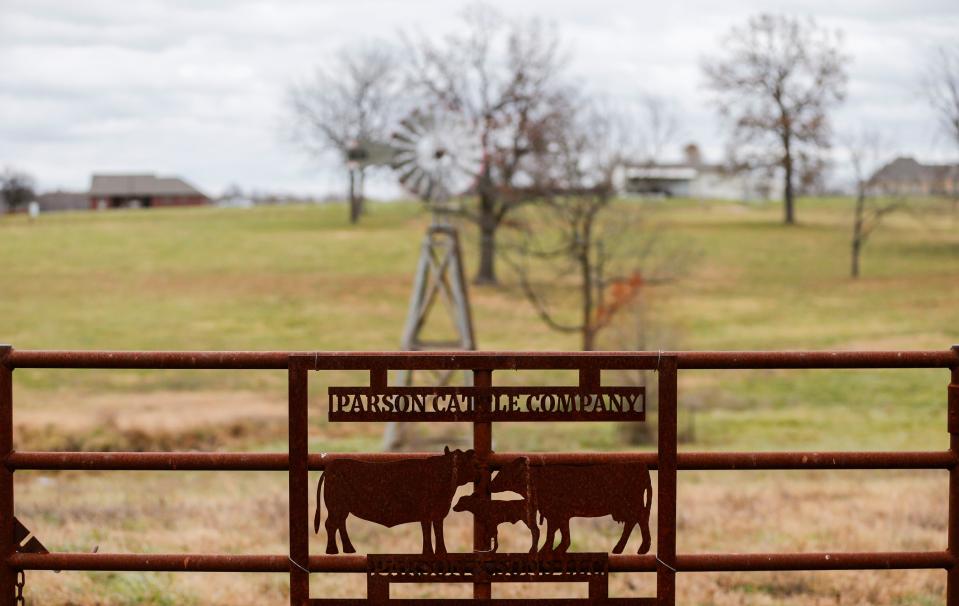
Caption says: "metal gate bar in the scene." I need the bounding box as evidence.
[7,349,956,369]
[0,348,14,606]
[656,356,677,604]
[9,550,954,573]
[1,347,958,606]
[289,358,311,604]
[6,450,955,471]
[949,364,959,604]
[472,368,492,600]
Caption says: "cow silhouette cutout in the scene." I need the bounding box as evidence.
[452,493,539,553]
[314,447,477,555]
[489,457,653,555]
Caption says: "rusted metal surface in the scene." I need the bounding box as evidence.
[10,550,955,573]
[315,363,659,602]
[12,519,48,557]
[366,552,608,581]
[6,450,955,471]
[4,349,291,369]
[6,451,292,470]
[1,347,15,606]
[948,361,959,604]
[454,492,538,553]
[677,551,957,571]
[311,600,653,606]
[671,450,958,470]
[329,386,645,422]
[656,356,678,604]
[7,348,958,369]
[289,359,310,605]
[2,347,959,605]
[8,552,299,572]
[316,362,659,602]
[488,457,652,555]
[471,369,492,600]
[356,553,612,606]
[315,448,478,555]
[676,349,959,369]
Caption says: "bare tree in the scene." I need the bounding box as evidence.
[605,294,691,445]
[504,104,688,351]
[924,45,959,149]
[1,168,35,213]
[847,131,905,278]
[404,3,567,284]
[288,43,399,223]
[702,14,848,224]
[637,95,680,163]
[924,45,959,214]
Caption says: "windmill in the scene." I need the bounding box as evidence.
[351,108,483,450]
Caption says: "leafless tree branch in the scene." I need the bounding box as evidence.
[923,45,959,150]
[403,3,568,284]
[846,129,909,278]
[503,101,692,350]
[702,14,849,224]
[287,43,401,223]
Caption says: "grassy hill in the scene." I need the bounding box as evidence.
[3,197,957,605]
[2,197,956,450]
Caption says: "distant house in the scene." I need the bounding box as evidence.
[869,157,959,196]
[89,174,209,209]
[613,144,781,201]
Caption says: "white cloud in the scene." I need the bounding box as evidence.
[1,0,957,196]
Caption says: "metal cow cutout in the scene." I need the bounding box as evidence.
[489,457,653,555]
[314,447,477,554]
[453,493,539,553]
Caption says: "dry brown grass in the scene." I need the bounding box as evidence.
[13,420,948,604]
[7,389,950,604]
[13,390,288,452]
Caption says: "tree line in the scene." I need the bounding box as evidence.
[287,6,959,291]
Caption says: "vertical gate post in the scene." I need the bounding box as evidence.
[0,346,14,606]
[656,356,678,606]
[948,355,959,605]
[472,368,492,600]
[288,358,310,605]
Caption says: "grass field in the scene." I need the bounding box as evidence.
[2,197,958,604]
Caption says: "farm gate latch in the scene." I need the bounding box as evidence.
[12,519,47,557]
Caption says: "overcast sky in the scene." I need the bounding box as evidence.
[1,0,957,198]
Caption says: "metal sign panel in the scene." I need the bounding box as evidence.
[328,386,645,422]
[314,364,652,603]
[360,553,611,605]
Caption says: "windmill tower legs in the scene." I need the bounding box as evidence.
[382,224,476,451]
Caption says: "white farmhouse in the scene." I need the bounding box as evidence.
[613,144,782,201]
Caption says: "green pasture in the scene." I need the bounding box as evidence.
[1,197,957,452]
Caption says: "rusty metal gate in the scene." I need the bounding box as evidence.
[2,346,958,604]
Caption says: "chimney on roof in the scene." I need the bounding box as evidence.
[683,143,702,167]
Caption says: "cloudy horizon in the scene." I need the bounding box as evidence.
[2,0,958,199]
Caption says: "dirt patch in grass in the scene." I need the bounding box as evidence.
[13,390,288,451]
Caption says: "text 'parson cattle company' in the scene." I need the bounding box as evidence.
[328,386,645,422]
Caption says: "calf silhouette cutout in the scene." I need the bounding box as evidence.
[453,493,539,553]
[315,447,477,554]
[489,457,653,554]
